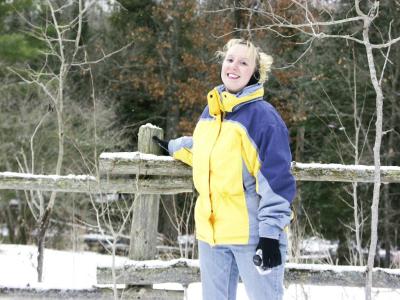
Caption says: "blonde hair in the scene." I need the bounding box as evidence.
[215,39,273,83]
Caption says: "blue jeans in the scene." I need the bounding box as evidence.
[198,233,287,300]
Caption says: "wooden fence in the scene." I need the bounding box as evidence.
[96,259,400,288]
[1,123,400,294]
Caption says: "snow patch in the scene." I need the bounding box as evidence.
[301,236,338,254]
[292,162,400,171]
[0,172,96,181]
[100,151,173,161]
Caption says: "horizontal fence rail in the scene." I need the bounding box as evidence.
[0,286,183,300]
[100,152,400,183]
[1,153,400,194]
[0,171,192,194]
[97,259,400,288]
[291,162,400,183]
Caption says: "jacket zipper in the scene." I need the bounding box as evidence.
[208,113,223,244]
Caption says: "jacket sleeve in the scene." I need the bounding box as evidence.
[168,136,193,167]
[256,124,296,240]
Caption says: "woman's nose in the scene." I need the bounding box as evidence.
[231,60,239,70]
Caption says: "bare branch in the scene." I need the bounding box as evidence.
[370,36,400,49]
[60,0,97,31]
[52,0,75,13]
[70,42,134,66]
[275,37,315,69]
[242,6,365,27]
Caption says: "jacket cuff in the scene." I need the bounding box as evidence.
[259,224,282,240]
[168,136,193,155]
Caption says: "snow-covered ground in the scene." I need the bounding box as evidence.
[0,244,399,299]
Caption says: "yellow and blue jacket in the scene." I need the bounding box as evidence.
[168,83,296,245]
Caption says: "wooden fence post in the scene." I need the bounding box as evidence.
[129,124,163,260]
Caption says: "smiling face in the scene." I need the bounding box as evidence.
[221,44,257,93]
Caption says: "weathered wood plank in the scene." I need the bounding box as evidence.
[97,259,200,286]
[97,260,400,288]
[291,162,400,183]
[285,263,400,288]
[0,172,193,194]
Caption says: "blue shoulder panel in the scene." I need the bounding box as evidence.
[227,101,296,203]
[199,105,214,120]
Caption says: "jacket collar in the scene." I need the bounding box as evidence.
[207,83,264,116]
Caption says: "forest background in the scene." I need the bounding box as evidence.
[0,0,399,270]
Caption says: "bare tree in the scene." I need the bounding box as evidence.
[9,0,87,281]
[9,0,130,282]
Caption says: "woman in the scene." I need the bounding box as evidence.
[154,39,296,300]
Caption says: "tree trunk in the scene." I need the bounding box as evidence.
[360,3,384,298]
[37,203,54,282]
[36,1,68,282]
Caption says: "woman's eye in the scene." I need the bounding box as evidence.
[226,58,233,63]
[241,61,248,66]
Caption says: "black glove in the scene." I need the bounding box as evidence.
[255,237,281,268]
[152,136,169,155]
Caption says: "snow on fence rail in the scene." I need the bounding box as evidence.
[96,259,400,288]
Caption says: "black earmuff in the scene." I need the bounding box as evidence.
[246,70,260,86]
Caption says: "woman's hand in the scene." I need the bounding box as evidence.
[255,237,281,268]
[152,136,169,155]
